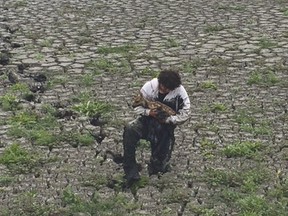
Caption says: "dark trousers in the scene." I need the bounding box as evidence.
[123,116,175,176]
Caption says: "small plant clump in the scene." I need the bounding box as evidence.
[204,24,226,33]
[72,100,114,117]
[222,141,262,158]
[0,83,35,111]
[182,58,203,74]
[138,67,159,77]
[200,81,218,90]
[217,4,246,11]
[97,44,137,54]
[210,102,227,113]
[162,187,190,204]
[84,58,131,74]
[59,130,96,148]
[0,175,15,187]
[247,69,279,87]
[165,37,180,48]
[282,8,288,16]
[258,38,278,49]
[2,191,54,216]
[0,143,44,173]
[0,93,20,111]
[61,187,139,215]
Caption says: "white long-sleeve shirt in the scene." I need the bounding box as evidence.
[134,78,191,125]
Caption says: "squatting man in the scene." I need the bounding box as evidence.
[122,69,191,186]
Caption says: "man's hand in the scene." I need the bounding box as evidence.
[149,109,159,118]
[149,109,169,123]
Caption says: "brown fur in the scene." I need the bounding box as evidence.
[132,92,176,116]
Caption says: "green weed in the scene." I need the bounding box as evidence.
[237,195,268,215]
[204,168,242,187]
[280,8,288,16]
[234,110,257,125]
[93,58,113,71]
[9,191,54,216]
[72,100,114,117]
[220,188,242,203]
[0,83,31,107]
[35,53,45,61]
[61,187,139,215]
[200,138,217,159]
[187,203,219,216]
[240,169,269,193]
[182,58,203,74]
[200,81,218,90]
[130,176,150,195]
[7,126,29,138]
[85,58,130,74]
[97,44,137,54]
[71,91,95,103]
[268,178,288,199]
[48,75,68,87]
[0,143,43,173]
[77,36,93,45]
[210,102,227,112]
[204,24,225,33]
[24,30,41,40]
[10,83,30,93]
[165,37,180,48]
[40,104,57,115]
[81,173,108,189]
[240,122,272,136]
[29,129,57,146]
[8,111,38,128]
[0,93,21,111]
[7,112,59,148]
[39,39,53,47]
[137,139,151,150]
[80,74,95,86]
[13,0,28,8]
[60,131,95,148]
[138,67,159,77]
[77,133,95,146]
[0,175,15,187]
[217,4,246,11]
[247,69,279,86]
[162,187,190,204]
[137,53,158,61]
[222,141,262,158]
[209,57,230,66]
[258,38,277,49]
[128,80,142,88]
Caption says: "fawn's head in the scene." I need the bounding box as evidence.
[132,92,146,108]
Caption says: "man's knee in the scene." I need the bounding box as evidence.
[124,119,143,138]
[124,123,139,139]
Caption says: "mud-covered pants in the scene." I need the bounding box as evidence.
[123,116,176,178]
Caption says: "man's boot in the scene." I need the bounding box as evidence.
[123,163,140,187]
[148,157,171,176]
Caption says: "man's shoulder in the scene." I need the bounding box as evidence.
[142,78,158,92]
[172,85,187,95]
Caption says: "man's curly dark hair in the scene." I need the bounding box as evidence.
[158,69,182,90]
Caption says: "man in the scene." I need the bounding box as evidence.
[123,69,191,186]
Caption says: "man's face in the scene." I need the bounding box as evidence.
[159,84,171,94]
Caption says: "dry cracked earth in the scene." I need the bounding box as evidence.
[0,0,288,215]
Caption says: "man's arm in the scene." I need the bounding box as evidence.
[133,106,150,116]
[165,87,191,125]
[133,80,155,116]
